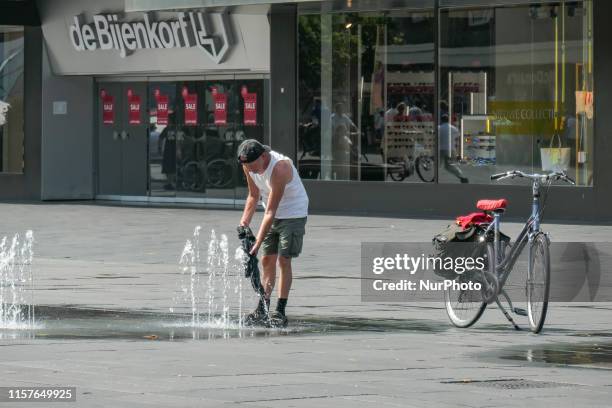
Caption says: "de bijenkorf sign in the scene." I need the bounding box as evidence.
[69,11,231,64]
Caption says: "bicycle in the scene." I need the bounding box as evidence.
[415,153,435,183]
[385,151,435,183]
[444,170,575,333]
[383,128,436,183]
[178,159,207,192]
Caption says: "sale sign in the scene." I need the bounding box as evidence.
[101,90,114,125]
[243,92,257,126]
[155,89,169,125]
[184,92,198,125]
[212,86,227,126]
[127,89,141,125]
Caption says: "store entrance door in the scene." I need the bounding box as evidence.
[97,82,148,197]
[147,76,268,202]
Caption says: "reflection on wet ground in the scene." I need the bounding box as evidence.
[494,342,612,370]
[0,305,446,341]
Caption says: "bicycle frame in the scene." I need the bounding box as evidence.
[483,178,544,290]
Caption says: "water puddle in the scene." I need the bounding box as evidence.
[492,342,612,370]
[0,305,445,341]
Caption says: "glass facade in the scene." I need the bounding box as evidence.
[298,5,436,182]
[440,1,594,186]
[146,78,267,199]
[0,26,24,174]
[298,1,594,186]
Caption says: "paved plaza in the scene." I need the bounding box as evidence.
[0,202,611,407]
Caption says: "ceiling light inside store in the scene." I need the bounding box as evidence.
[345,22,353,29]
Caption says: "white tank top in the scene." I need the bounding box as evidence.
[249,150,309,219]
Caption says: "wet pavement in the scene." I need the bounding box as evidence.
[495,342,612,370]
[0,305,446,341]
[0,203,611,407]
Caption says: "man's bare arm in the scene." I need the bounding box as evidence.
[240,166,260,227]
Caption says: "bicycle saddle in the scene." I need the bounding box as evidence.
[476,199,508,212]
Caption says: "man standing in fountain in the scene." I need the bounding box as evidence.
[237,139,309,328]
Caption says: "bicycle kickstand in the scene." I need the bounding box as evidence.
[495,294,521,331]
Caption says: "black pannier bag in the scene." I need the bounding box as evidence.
[431,223,483,279]
[431,221,511,280]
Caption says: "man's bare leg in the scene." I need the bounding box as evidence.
[261,254,278,302]
[277,256,293,299]
[268,256,292,327]
[244,254,277,325]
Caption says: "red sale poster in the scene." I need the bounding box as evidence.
[184,93,198,126]
[156,93,169,125]
[101,93,114,125]
[243,92,257,126]
[127,92,141,125]
[213,90,227,126]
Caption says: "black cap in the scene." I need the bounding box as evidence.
[237,139,270,164]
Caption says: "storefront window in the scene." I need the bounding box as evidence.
[298,6,436,182]
[439,1,594,186]
[147,78,266,198]
[0,26,24,174]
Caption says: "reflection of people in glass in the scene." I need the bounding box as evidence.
[408,106,424,121]
[373,108,385,145]
[310,98,324,127]
[439,114,469,183]
[385,102,407,122]
[331,103,356,179]
[299,98,331,161]
[159,113,181,190]
[331,103,357,135]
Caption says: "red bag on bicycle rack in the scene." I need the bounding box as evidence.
[456,212,493,230]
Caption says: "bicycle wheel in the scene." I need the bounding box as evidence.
[180,161,205,191]
[387,159,406,182]
[444,243,491,328]
[389,169,406,182]
[207,159,233,188]
[416,156,435,182]
[526,233,550,334]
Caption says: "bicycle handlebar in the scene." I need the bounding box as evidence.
[490,172,507,180]
[490,170,575,185]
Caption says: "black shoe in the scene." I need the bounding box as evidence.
[268,311,288,328]
[460,177,469,184]
[243,310,268,326]
[243,305,269,327]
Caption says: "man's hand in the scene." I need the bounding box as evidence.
[249,240,261,256]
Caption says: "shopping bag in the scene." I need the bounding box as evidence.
[575,91,587,115]
[585,91,594,120]
[576,90,594,119]
[541,133,570,172]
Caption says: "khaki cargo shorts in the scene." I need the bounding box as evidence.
[261,217,307,258]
